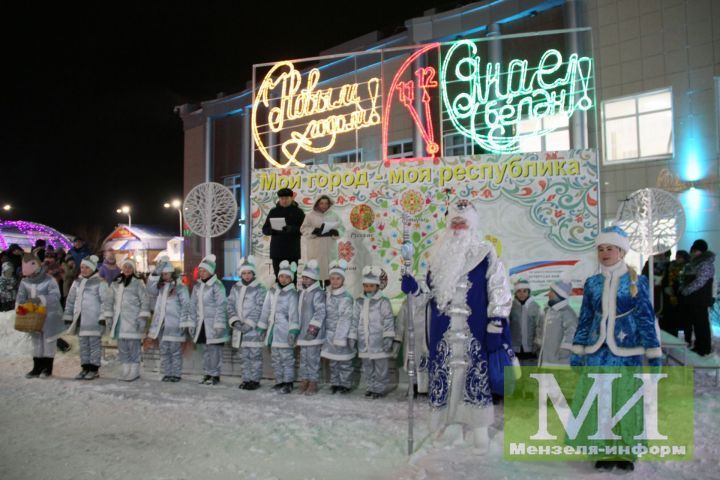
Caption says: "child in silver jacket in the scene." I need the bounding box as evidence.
[147,262,192,382]
[190,254,229,386]
[63,255,111,380]
[296,260,326,396]
[257,260,299,394]
[535,280,578,367]
[227,256,267,390]
[353,266,396,399]
[321,260,356,394]
[107,258,150,381]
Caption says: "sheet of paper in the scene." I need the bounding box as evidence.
[322,221,338,235]
[270,217,286,230]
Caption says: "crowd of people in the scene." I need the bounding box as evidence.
[6,190,717,468]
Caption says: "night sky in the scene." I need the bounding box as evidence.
[2,0,444,245]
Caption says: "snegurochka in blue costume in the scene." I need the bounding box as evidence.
[570,225,663,472]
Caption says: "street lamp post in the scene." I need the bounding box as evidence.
[116,205,132,227]
[164,199,183,237]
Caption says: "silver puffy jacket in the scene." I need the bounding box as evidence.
[296,282,326,347]
[63,272,111,337]
[227,280,267,348]
[108,276,151,340]
[321,287,356,361]
[352,291,396,359]
[148,280,192,342]
[257,283,299,349]
[190,275,229,345]
[16,269,64,341]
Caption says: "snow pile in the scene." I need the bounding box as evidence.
[0,310,32,357]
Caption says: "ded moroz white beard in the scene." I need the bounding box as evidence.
[428,207,489,314]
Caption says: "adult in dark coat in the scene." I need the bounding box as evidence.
[679,239,715,356]
[262,188,305,284]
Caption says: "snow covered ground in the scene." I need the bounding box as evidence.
[1,312,719,480]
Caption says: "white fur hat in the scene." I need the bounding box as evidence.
[278,260,297,279]
[300,259,320,281]
[199,254,217,275]
[81,255,99,271]
[237,255,257,274]
[120,257,136,270]
[362,265,382,285]
[596,226,630,252]
[513,277,531,292]
[329,259,348,278]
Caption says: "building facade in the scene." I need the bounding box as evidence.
[178,0,719,281]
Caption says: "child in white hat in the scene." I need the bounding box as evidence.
[147,261,192,382]
[227,256,267,390]
[63,254,111,380]
[352,265,396,399]
[257,260,299,394]
[320,260,356,394]
[107,258,150,381]
[296,259,326,395]
[509,277,541,364]
[535,280,578,367]
[189,254,229,386]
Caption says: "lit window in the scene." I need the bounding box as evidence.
[603,89,673,163]
[517,114,570,153]
[329,149,363,164]
[387,140,414,159]
[443,133,481,156]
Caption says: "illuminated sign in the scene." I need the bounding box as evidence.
[382,42,441,164]
[252,62,381,168]
[440,40,593,153]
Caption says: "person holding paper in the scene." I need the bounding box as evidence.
[301,195,343,285]
[262,188,306,285]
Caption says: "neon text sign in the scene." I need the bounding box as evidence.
[441,40,593,154]
[252,62,381,168]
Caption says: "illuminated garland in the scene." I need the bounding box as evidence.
[0,220,72,251]
[252,62,381,168]
[381,42,441,164]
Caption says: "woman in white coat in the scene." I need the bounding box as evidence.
[300,195,343,285]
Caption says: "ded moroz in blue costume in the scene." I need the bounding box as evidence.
[401,200,516,454]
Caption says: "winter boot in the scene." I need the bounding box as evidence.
[246,380,260,390]
[297,380,309,393]
[25,358,42,378]
[305,382,318,396]
[280,382,293,394]
[170,376,181,382]
[272,382,285,390]
[199,375,212,385]
[75,364,90,380]
[161,376,171,382]
[39,358,54,378]
[125,363,140,382]
[120,364,130,381]
[84,367,99,380]
[211,376,220,385]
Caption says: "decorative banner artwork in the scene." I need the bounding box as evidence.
[251,150,599,297]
